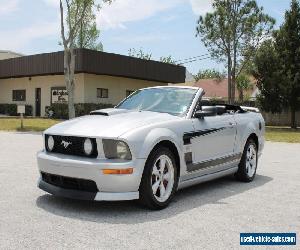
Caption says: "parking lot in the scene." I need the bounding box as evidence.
[0,132,299,249]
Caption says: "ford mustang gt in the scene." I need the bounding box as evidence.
[37,86,265,209]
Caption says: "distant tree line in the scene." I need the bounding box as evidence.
[194,69,253,102]
[194,69,225,82]
[128,48,177,65]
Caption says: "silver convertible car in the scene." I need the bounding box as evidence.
[37,86,265,209]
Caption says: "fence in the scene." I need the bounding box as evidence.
[202,100,298,127]
[261,110,300,127]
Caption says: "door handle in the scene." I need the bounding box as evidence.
[229,122,234,127]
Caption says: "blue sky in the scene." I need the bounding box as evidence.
[0,0,292,74]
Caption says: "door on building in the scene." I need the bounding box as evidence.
[35,88,41,117]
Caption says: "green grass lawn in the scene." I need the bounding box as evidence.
[265,127,300,143]
[0,118,299,143]
[0,118,62,132]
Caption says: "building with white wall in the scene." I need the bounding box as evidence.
[0,49,186,116]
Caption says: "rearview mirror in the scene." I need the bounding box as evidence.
[194,109,216,119]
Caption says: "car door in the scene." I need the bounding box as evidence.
[184,110,237,175]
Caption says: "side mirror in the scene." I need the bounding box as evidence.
[194,108,217,119]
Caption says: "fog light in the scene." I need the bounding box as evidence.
[84,138,93,155]
[47,136,54,151]
[102,168,133,175]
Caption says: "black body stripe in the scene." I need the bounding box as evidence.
[184,152,193,164]
[185,153,242,172]
[183,127,226,145]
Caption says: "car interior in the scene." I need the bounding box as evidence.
[198,101,247,116]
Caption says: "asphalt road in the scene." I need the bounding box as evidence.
[0,132,299,250]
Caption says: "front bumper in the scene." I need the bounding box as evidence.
[38,178,139,201]
[37,151,146,201]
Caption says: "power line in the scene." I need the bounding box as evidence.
[178,56,211,65]
[174,54,210,64]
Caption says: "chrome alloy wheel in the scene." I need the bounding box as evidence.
[246,144,257,178]
[151,155,175,203]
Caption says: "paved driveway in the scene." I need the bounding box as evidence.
[0,132,299,249]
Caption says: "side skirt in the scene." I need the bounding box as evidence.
[185,153,242,173]
[177,166,238,190]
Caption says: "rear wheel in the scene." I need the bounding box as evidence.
[236,139,258,182]
[139,147,178,210]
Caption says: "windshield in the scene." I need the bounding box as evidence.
[116,87,198,116]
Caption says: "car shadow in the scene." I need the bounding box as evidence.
[36,174,272,224]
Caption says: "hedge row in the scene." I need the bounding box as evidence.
[0,104,33,116]
[45,103,114,119]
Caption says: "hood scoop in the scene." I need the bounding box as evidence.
[90,108,131,116]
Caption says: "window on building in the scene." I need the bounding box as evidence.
[12,90,26,101]
[126,90,135,97]
[97,88,109,98]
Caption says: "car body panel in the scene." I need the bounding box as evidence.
[45,109,181,139]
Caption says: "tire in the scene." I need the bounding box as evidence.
[139,147,178,210]
[235,139,258,182]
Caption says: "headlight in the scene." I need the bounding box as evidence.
[83,138,93,156]
[102,139,132,160]
[47,135,55,151]
[116,141,130,160]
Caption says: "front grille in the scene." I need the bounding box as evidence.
[45,135,98,158]
[41,172,98,192]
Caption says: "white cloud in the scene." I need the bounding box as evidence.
[0,0,19,15]
[0,21,59,51]
[96,0,213,30]
[189,0,213,15]
[97,0,182,30]
[41,0,212,31]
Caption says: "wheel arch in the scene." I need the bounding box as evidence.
[149,140,181,178]
[247,133,259,150]
[132,128,184,179]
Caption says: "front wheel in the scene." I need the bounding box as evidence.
[139,147,178,210]
[235,139,258,182]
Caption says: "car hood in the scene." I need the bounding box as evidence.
[45,109,180,138]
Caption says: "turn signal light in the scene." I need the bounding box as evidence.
[102,168,133,175]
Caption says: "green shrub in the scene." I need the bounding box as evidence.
[45,104,68,120]
[0,104,32,116]
[200,100,257,107]
[25,106,33,116]
[45,103,114,119]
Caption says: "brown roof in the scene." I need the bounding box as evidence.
[0,49,186,83]
[193,78,257,99]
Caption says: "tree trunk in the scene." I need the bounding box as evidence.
[291,105,297,129]
[227,75,232,104]
[227,55,232,104]
[232,44,237,104]
[79,19,84,48]
[231,73,236,104]
[64,48,76,119]
[239,89,243,102]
